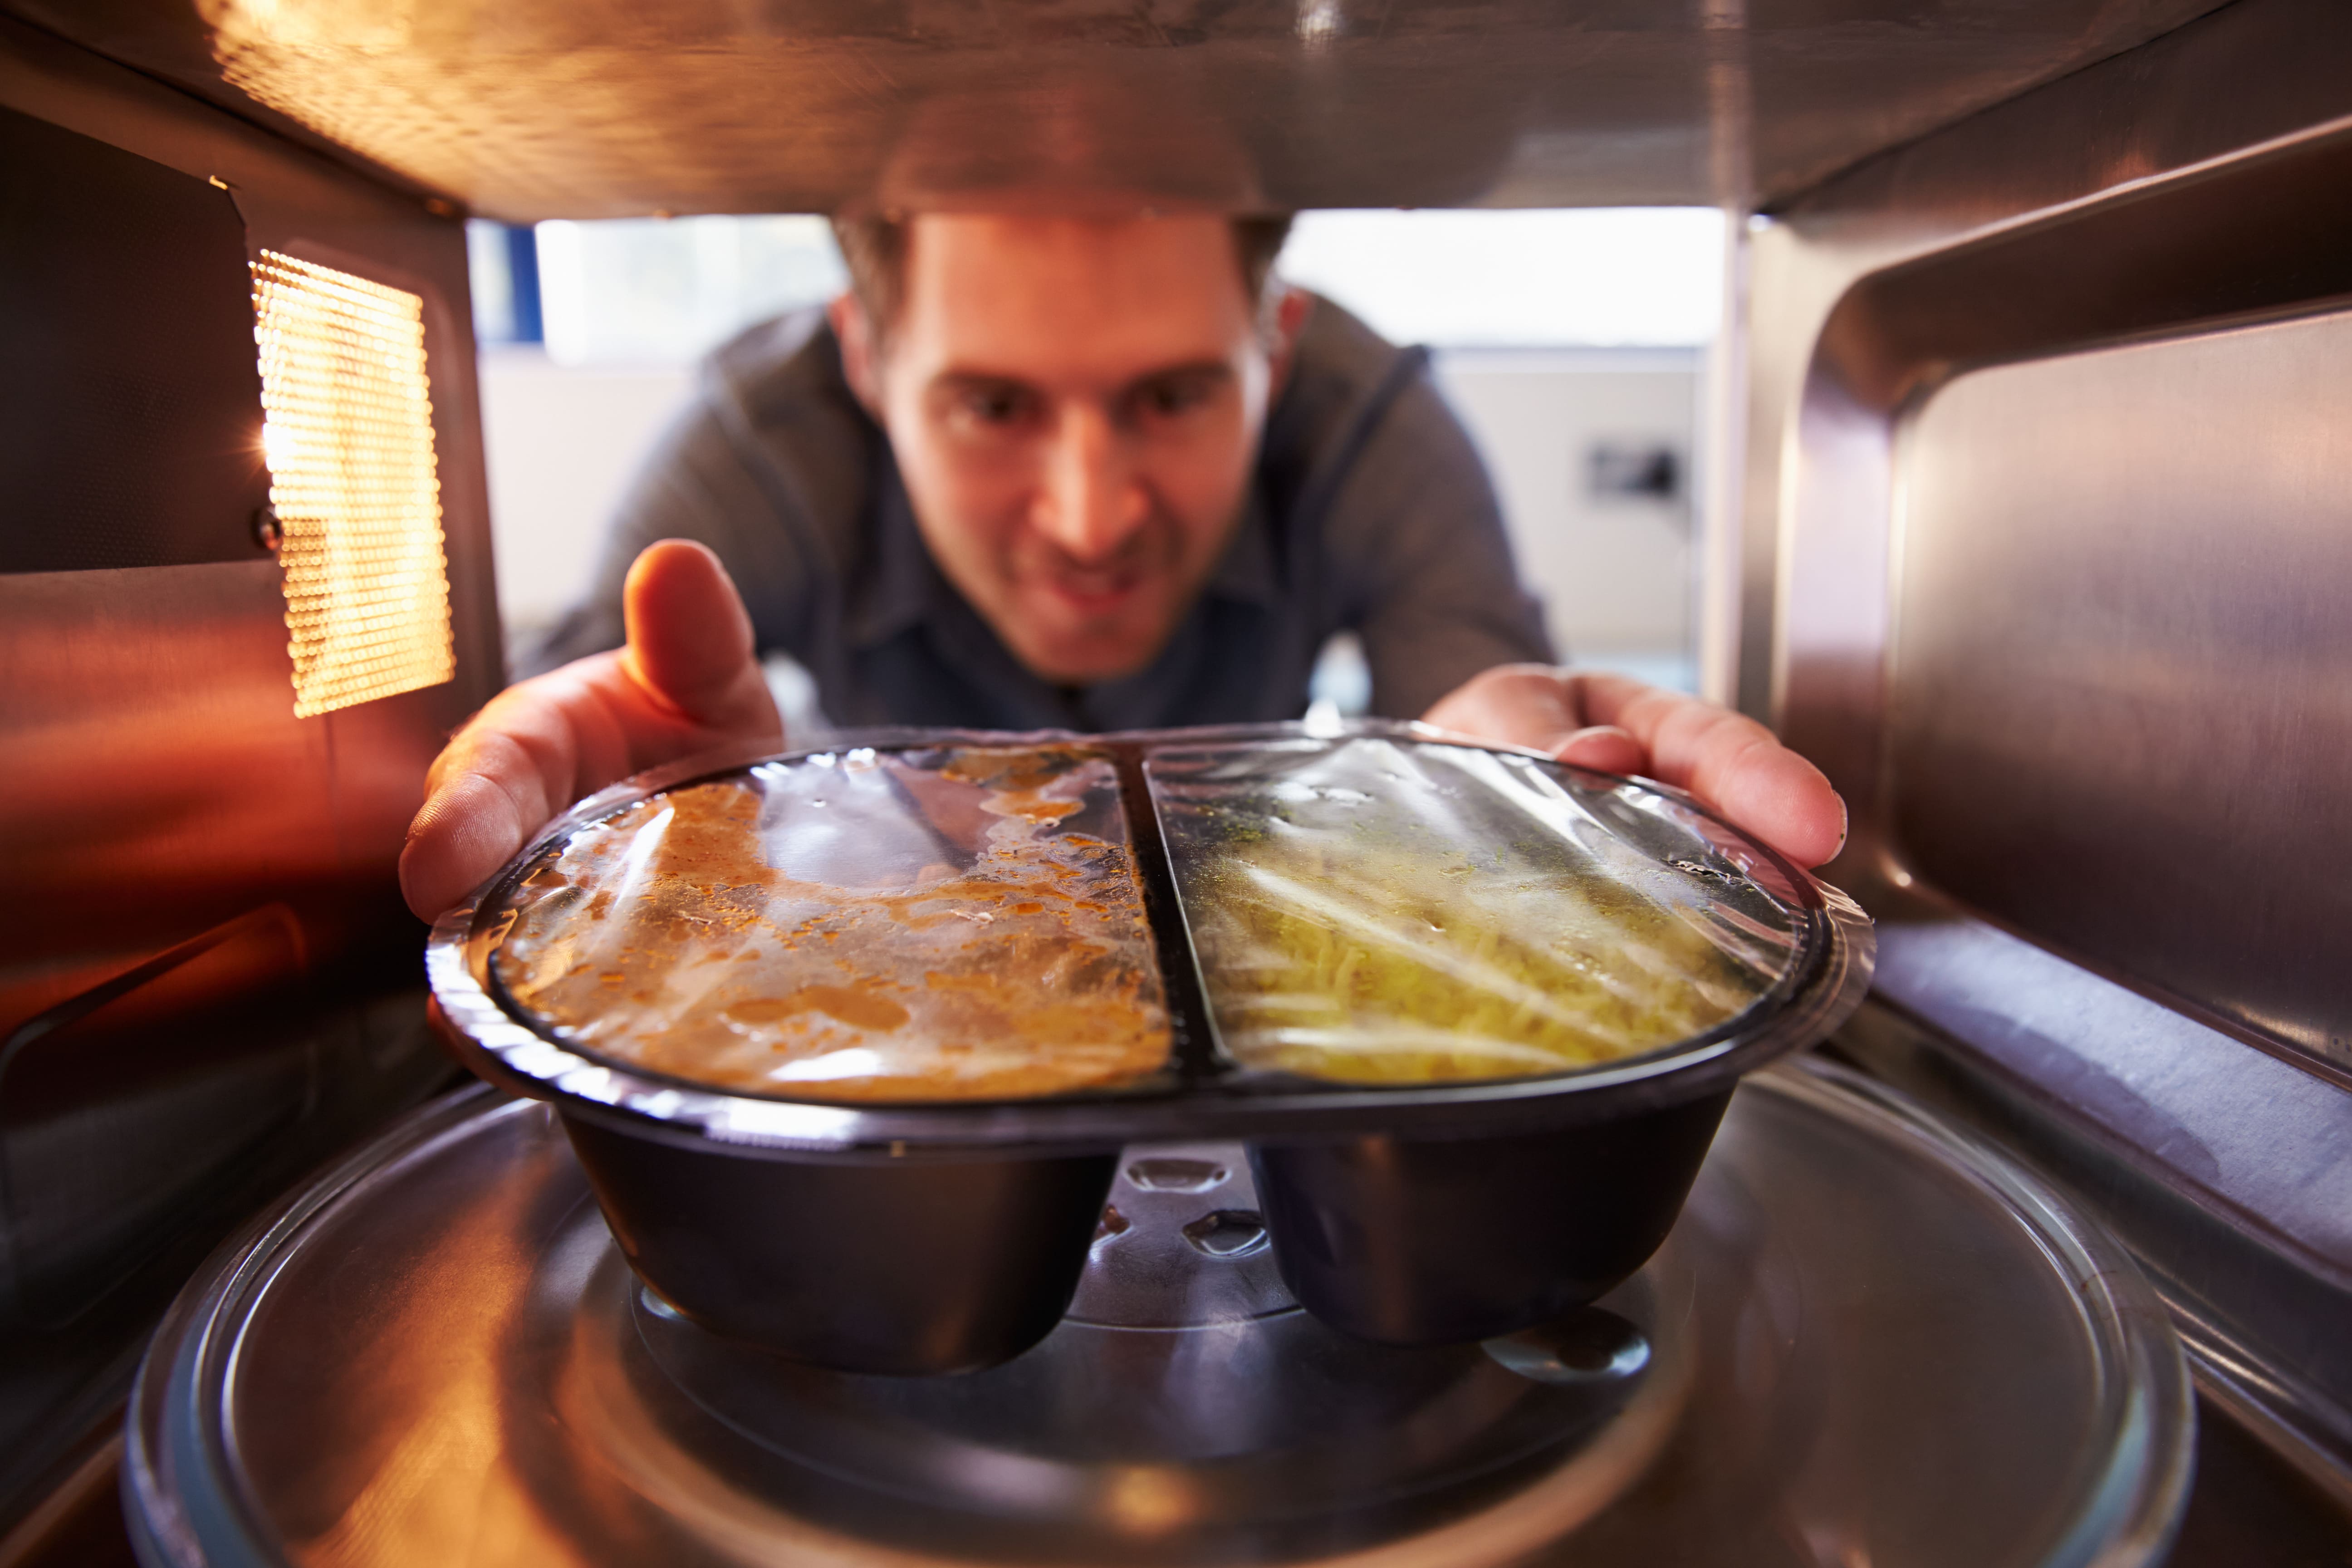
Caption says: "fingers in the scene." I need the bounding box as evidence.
[1549,724,1645,776]
[1570,672,1847,867]
[399,765,532,922]
[1417,662,1582,754]
[1419,664,1848,868]
[399,661,631,920]
[400,541,784,921]
[619,539,774,730]
[1702,737,1847,870]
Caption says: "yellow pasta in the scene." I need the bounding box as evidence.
[1182,824,1765,1084]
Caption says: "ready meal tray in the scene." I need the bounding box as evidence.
[427,721,1872,1372]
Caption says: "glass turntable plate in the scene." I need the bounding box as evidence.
[127,1058,2191,1568]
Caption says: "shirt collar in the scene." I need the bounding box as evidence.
[1203,486,1280,607]
[843,456,942,650]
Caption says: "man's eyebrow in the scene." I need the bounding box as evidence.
[1122,360,1235,392]
[928,369,1038,394]
[926,362,1236,395]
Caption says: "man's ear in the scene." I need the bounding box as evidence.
[1265,286,1314,399]
[829,292,883,415]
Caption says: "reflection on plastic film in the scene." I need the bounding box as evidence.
[251,250,453,718]
[493,748,1173,1100]
[1150,740,1793,1085]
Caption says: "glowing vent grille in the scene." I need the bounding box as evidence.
[252,250,453,718]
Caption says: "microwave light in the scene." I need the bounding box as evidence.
[251,250,453,719]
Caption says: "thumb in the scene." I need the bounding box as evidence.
[617,539,771,728]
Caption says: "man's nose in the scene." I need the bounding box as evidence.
[1032,403,1149,562]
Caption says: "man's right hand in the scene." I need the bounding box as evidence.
[399,539,782,921]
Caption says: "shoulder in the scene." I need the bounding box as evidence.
[699,305,862,430]
[671,305,877,555]
[1263,294,1480,511]
[1263,294,1471,478]
[1270,294,1422,450]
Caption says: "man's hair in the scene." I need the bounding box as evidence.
[831,211,1295,338]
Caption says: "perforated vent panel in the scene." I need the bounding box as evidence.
[252,251,454,718]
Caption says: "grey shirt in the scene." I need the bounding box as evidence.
[523,295,1551,729]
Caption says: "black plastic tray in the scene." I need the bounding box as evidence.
[426,721,1873,1370]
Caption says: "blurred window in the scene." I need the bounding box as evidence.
[1279,209,1722,347]
[470,208,1720,363]
[517,215,847,365]
[466,221,543,345]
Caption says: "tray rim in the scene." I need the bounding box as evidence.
[424,720,1875,1152]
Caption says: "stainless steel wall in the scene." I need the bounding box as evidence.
[1742,0,2352,1494]
[0,14,501,1532]
[1891,318,2351,1069]
[0,0,2223,219]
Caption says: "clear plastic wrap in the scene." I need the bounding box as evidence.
[429,724,1874,1367]
[448,723,1866,1129]
[490,745,1172,1102]
[1146,736,1801,1084]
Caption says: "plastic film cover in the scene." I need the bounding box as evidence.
[489,745,1171,1101]
[1146,736,1802,1085]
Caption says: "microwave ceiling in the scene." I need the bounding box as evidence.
[10,0,2223,220]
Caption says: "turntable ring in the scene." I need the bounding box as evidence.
[125,1058,2192,1567]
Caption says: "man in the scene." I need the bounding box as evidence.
[399,210,1842,919]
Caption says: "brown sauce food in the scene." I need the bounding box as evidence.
[492,749,1172,1101]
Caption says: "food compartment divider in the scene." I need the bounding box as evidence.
[426,726,1873,1369]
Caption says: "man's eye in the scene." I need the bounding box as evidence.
[1139,377,1213,417]
[961,386,1032,425]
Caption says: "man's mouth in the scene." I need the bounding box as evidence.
[1039,565,1148,615]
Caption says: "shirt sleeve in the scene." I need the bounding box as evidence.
[1326,366,1556,720]
[514,369,825,680]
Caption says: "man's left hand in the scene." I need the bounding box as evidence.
[1421,664,1847,868]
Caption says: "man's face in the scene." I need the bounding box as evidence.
[838,214,1285,686]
